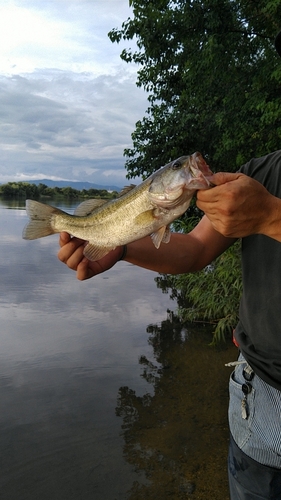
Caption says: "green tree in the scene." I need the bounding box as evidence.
[0,183,114,200]
[109,0,281,341]
[0,182,39,198]
[61,186,80,199]
[109,0,281,178]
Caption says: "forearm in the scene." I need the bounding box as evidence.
[124,216,234,274]
[125,233,197,274]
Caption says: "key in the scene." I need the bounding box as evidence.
[241,382,252,420]
[241,397,248,420]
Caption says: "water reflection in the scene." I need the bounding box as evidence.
[0,200,180,499]
[0,197,82,210]
[116,312,237,500]
[0,200,237,499]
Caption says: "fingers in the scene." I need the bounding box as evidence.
[207,172,241,186]
[197,173,246,208]
[196,173,271,238]
[57,233,86,269]
[59,232,85,250]
[57,232,124,281]
[76,258,99,281]
[58,235,96,280]
[195,174,243,236]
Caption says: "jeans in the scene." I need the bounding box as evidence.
[228,355,281,499]
[228,434,281,499]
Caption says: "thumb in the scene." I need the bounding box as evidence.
[208,172,241,186]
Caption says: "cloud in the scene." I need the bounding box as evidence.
[0,0,148,186]
[0,0,134,74]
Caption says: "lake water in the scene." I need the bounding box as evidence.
[0,199,237,500]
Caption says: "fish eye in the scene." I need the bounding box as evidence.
[172,160,182,170]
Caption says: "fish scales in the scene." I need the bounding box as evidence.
[23,152,213,261]
[54,182,152,243]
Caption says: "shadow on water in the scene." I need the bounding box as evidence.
[116,310,237,500]
[0,197,83,211]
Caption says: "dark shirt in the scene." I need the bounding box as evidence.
[235,150,281,390]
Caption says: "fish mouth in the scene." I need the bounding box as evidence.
[189,153,211,181]
[187,153,212,189]
[189,167,211,187]
[191,152,213,177]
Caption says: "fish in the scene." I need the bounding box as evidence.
[22,152,212,261]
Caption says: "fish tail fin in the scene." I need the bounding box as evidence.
[22,200,62,240]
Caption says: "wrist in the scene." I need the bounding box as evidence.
[259,195,281,242]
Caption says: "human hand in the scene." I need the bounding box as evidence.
[196,172,274,238]
[57,232,123,280]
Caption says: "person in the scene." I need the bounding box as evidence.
[58,33,281,500]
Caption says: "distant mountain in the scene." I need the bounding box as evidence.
[24,179,121,192]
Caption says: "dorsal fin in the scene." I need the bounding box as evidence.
[118,184,137,197]
[74,199,107,216]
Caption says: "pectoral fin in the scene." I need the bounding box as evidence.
[134,206,169,226]
[83,243,115,261]
[150,225,171,249]
[134,209,156,225]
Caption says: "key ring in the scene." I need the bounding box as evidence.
[243,364,254,381]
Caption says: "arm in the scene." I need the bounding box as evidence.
[58,170,281,280]
[125,216,234,274]
[57,216,234,280]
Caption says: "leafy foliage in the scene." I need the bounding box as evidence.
[0,182,118,200]
[109,0,281,179]
[161,202,241,344]
[156,241,242,344]
[108,0,281,342]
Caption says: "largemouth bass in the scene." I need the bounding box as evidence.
[22,152,212,261]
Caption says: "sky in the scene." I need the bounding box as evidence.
[0,0,148,187]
